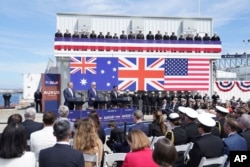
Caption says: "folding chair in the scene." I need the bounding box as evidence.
[103,153,126,167]
[150,136,165,150]
[175,142,194,164]
[198,154,228,167]
[83,153,99,167]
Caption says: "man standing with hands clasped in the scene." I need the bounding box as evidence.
[63,82,76,110]
[34,89,42,113]
[88,81,98,109]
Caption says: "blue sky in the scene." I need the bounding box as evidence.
[1,0,250,89]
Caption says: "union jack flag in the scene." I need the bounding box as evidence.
[118,57,165,91]
[70,57,96,74]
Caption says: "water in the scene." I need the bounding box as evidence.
[0,93,23,106]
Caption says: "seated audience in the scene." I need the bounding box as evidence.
[39,119,84,167]
[30,111,57,164]
[129,110,149,136]
[149,110,167,136]
[238,114,250,150]
[73,118,103,167]
[7,113,22,124]
[153,138,178,167]
[122,129,158,167]
[58,105,74,134]
[0,122,36,167]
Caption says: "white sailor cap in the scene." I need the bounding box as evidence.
[196,109,206,115]
[178,106,186,114]
[198,113,216,127]
[215,106,229,114]
[185,107,198,119]
[169,113,180,120]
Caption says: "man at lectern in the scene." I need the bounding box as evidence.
[88,81,98,109]
[63,82,76,110]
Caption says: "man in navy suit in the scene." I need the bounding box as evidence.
[129,110,149,136]
[88,81,98,109]
[63,82,76,110]
[110,85,119,108]
[39,119,84,167]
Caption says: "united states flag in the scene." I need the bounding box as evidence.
[164,58,210,91]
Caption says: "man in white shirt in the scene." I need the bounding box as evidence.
[30,111,57,165]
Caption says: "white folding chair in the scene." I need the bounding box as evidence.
[150,136,165,150]
[103,153,127,167]
[83,153,99,167]
[198,154,228,167]
[175,142,194,164]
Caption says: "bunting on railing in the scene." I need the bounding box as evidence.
[236,81,250,92]
[215,81,235,92]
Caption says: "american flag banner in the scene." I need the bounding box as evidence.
[70,57,118,90]
[164,58,210,91]
[118,57,165,91]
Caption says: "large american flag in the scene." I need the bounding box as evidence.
[164,58,210,91]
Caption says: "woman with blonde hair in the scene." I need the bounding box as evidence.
[149,110,167,136]
[73,118,103,167]
[122,129,158,167]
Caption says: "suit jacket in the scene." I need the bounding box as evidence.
[187,134,224,167]
[39,143,84,167]
[173,126,188,145]
[223,133,248,151]
[63,88,76,110]
[129,122,149,136]
[240,129,250,150]
[22,120,43,139]
[110,127,125,142]
[122,148,158,167]
[88,88,98,107]
[184,121,200,143]
[110,90,118,106]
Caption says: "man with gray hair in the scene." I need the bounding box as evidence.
[128,110,149,136]
[39,119,84,167]
[22,107,43,140]
[239,114,250,150]
[58,105,74,133]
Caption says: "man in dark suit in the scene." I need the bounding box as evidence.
[110,85,119,108]
[63,82,76,110]
[129,110,149,136]
[187,113,225,167]
[34,89,42,113]
[39,119,84,167]
[22,107,43,140]
[88,81,98,109]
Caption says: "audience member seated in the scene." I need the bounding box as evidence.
[153,138,178,167]
[39,119,84,167]
[30,111,57,164]
[238,114,250,150]
[63,29,71,38]
[105,32,112,39]
[128,31,135,40]
[72,31,80,38]
[202,33,210,41]
[88,110,106,144]
[55,29,63,38]
[215,105,229,138]
[90,30,97,39]
[163,32,170,40]
[178,34,185,40]
[122,129,158,167]
[0,122,36,167]
[58,105,75,134]
[187,113,225,167]
[73,118,103,167]
[170,32,177,40]
[97,32,104,39]
[211,32,220,41]
[149,110,167,137]
[136,30,144,40]
[146,31,154,40]
[106,120,125,152]
[120,30,127,39]
[194,33,201,41]
[155,30,162,40]
[7,113,23,124]
[81,31,88,38]
[186,34,193,41]
[113,33,119,39]
[22,107,43,140]
[129,110,149,136]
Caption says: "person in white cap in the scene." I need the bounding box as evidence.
[187,113,225,167]
[183,107,200,142]
[215,105,229,138]
[177,106,187,128]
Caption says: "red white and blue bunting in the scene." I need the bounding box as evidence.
[236,81,250,92]
[216,81,235,92]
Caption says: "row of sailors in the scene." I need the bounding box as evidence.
[55,29,220,41]
[154,106,249,166]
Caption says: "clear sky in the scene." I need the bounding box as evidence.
[1,0,250,89]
